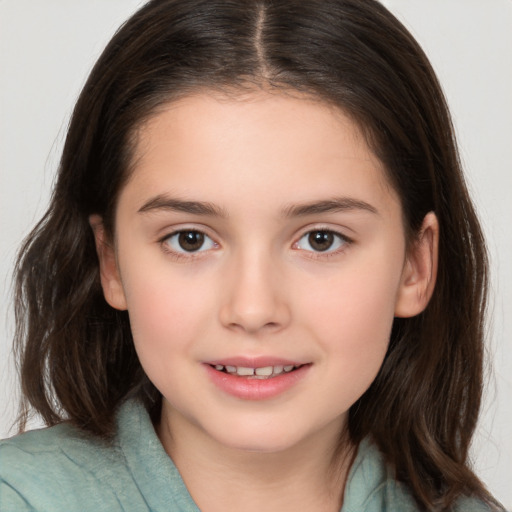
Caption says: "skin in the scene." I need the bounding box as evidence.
[91,91,438,512]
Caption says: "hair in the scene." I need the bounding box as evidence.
[13,0,500,510]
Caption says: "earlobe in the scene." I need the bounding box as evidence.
[394,212,439,318]
[89,214,127,311]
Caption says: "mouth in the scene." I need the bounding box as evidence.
[208,363,305,380]
[204,360,312,400]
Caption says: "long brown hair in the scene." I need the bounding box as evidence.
[13,0,500,509]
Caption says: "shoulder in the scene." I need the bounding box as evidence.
[342,437,420,512]
[342,438,495,512]
[1,400,200,512]
[0,420,142,511]
[1,420,106,458]
[451,496,499,512]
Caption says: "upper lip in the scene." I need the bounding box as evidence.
[205,356,308,368]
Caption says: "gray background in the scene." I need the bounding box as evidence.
[1,1,510,508]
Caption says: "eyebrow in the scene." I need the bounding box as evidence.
[137,194,378,218]
[282,197,379,217]
[137,195,227,217]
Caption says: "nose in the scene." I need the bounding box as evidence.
[219,249,291,335]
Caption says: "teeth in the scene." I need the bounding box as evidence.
[212,364,299,378]
[273,365,284,375]
[237,367,255,376]
[255,366,273,376]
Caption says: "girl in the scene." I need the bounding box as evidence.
[0,0,505,511]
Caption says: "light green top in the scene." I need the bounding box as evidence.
[0,399,490,511]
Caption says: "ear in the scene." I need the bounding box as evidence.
[89,214,127,311]
[394,212,439,318]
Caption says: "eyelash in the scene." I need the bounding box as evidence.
[159,229,218,261]
[159,227,353,261]
[293,228,353,259]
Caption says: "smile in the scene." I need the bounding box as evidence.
[205,361,311,400]
[210,364,301,379]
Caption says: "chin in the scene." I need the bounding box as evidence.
[207,421,311,455]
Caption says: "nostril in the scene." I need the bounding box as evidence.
[218,285,291,334]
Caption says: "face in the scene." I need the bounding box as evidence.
[93,91,436,455]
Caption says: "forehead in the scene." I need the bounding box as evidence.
[121,91,399,217]
[135,90,370,161]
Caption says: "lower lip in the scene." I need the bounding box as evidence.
[204,364,311,400]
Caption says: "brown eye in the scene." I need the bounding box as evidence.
[164,230,216,254]
[295,229,349,254]
[178,231,205,251]
[307,231,335,251]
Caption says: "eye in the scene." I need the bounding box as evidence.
[163,230,216,253]
[295,230,349,253]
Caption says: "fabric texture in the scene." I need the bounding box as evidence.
[0,399,490,511]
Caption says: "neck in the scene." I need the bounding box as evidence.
[157,406,355,512]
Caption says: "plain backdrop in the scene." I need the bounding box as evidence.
[1,1,511,508]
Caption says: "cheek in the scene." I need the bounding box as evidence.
[299,256,402,387]
[304,257,399,335]
[121,268,212,369]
